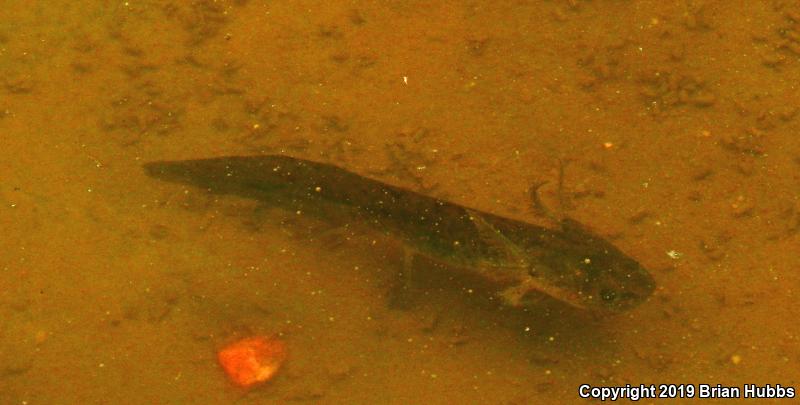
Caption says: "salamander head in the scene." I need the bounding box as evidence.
[535,219,656,313]
[570,245,655,312]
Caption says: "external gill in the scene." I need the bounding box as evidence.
[466,209,587,310]
[465,210,541,306]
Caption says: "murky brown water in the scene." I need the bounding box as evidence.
[2,1,799,403]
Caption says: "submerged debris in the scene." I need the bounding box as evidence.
[217,336,287,388]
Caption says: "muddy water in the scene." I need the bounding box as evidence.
[1,1,799,403]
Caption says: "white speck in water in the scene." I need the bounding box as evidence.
[666,250,682,259]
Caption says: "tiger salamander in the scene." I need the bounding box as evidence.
[144,155,655,313]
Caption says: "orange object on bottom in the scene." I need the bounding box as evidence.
[217,336,287,388]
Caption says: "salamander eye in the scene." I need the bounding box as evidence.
[600,289,617,302]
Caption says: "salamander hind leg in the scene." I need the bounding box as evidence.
[387,247,418,309]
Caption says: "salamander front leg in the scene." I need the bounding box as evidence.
[497,276,545,308]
